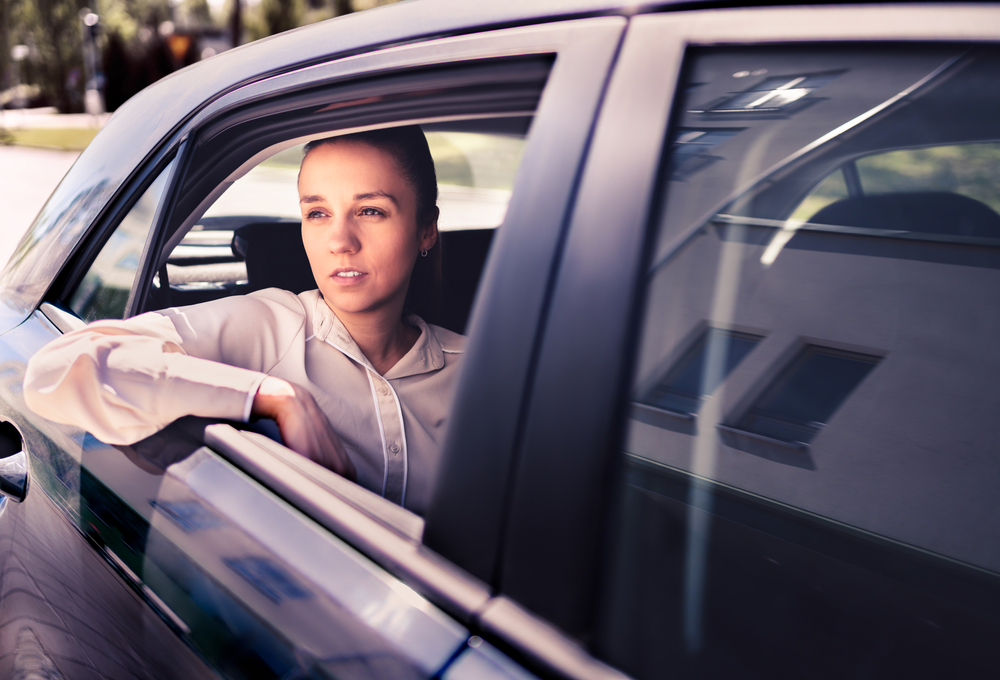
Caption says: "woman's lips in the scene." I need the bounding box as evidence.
[330,268,368,286]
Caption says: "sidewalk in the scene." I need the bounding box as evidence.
[0,145,81,266]
[0,106,111,130]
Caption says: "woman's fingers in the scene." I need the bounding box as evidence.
[293,391,357,481]
[252,376,356,480]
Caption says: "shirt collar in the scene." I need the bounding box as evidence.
[311,294,444,378]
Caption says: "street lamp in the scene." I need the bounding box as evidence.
[79,8,105,115]
[10,44,29,110]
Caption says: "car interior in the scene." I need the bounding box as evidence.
[729,46,1000,235]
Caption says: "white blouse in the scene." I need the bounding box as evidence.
[23,288,465,514]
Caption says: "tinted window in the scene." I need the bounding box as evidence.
[792,142,1000,223]
[68,161,174,321]
[598,44,1000,680]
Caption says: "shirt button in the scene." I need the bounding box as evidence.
[390,444,400,454]
[380,385,388,396]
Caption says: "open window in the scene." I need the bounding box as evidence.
[154,118,530,336]
[121,58,550,532]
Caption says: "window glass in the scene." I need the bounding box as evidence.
[68,161,174,321]
[428,131,525,230]
[598,44,1000,680]
[788,168,848,219]
[792,142,1000,225]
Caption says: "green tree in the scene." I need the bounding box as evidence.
[7,0,87,112]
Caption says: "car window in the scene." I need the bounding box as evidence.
[161,127,526,331]
[597,44,1000,679]
[67,160,175,322]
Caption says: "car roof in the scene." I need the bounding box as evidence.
[107,0,645,168]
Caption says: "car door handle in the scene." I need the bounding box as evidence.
[0,422,28,503]
[0,450,27,502]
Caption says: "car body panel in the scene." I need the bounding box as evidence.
[500,4,1000,677]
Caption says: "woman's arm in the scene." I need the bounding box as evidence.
[24,318,266,445]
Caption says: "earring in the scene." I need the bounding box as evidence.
[420,249,428,257]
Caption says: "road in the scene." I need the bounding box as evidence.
[0,145,80,266]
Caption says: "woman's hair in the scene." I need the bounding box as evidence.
[302,126,443,323]
[302,125,439,228]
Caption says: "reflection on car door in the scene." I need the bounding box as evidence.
[0,258,217,678]
[599,24,1000,680]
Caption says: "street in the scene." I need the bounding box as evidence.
[0,145,80,266]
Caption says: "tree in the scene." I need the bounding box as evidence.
[6,0,86,112]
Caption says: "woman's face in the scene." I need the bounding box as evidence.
[298,141,436,320]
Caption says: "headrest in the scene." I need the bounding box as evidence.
[233,222,316,294]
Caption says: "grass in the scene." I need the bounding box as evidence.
[1,127,99,151]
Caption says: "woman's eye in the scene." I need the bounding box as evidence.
[306,209,327,220]
[359,207,384,217]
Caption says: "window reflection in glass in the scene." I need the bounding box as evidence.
[69,162,174,321]
[642,328,762,415]
[736,346,879,444]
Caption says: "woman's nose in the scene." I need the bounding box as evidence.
[327,214,361,254]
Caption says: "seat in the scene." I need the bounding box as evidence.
[439,228,494,334]
[233,222,316,294]
[809,191,1000,239]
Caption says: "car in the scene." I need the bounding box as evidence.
[1,1,999,678]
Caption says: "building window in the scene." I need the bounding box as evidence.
[669,128,742,177]
[735,345,880,444]
[691,72,842,114]
[642,328,763,415]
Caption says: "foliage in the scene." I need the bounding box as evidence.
[0,0,401,114]
[3,0,87,112]
[3,126,98,150]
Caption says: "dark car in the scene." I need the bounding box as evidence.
[2,2,1000,678]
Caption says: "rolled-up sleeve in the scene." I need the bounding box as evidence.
[23,291,304,445]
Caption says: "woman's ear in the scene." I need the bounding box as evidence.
[420,207,440,252]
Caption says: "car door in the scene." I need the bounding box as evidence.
[0,17,627,680]
[486,4,1000,680]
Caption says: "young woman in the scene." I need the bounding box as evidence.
[23,126,464,515]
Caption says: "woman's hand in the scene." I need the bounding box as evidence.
[251,376,357,481]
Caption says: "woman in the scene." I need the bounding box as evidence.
[23,126,464,514]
